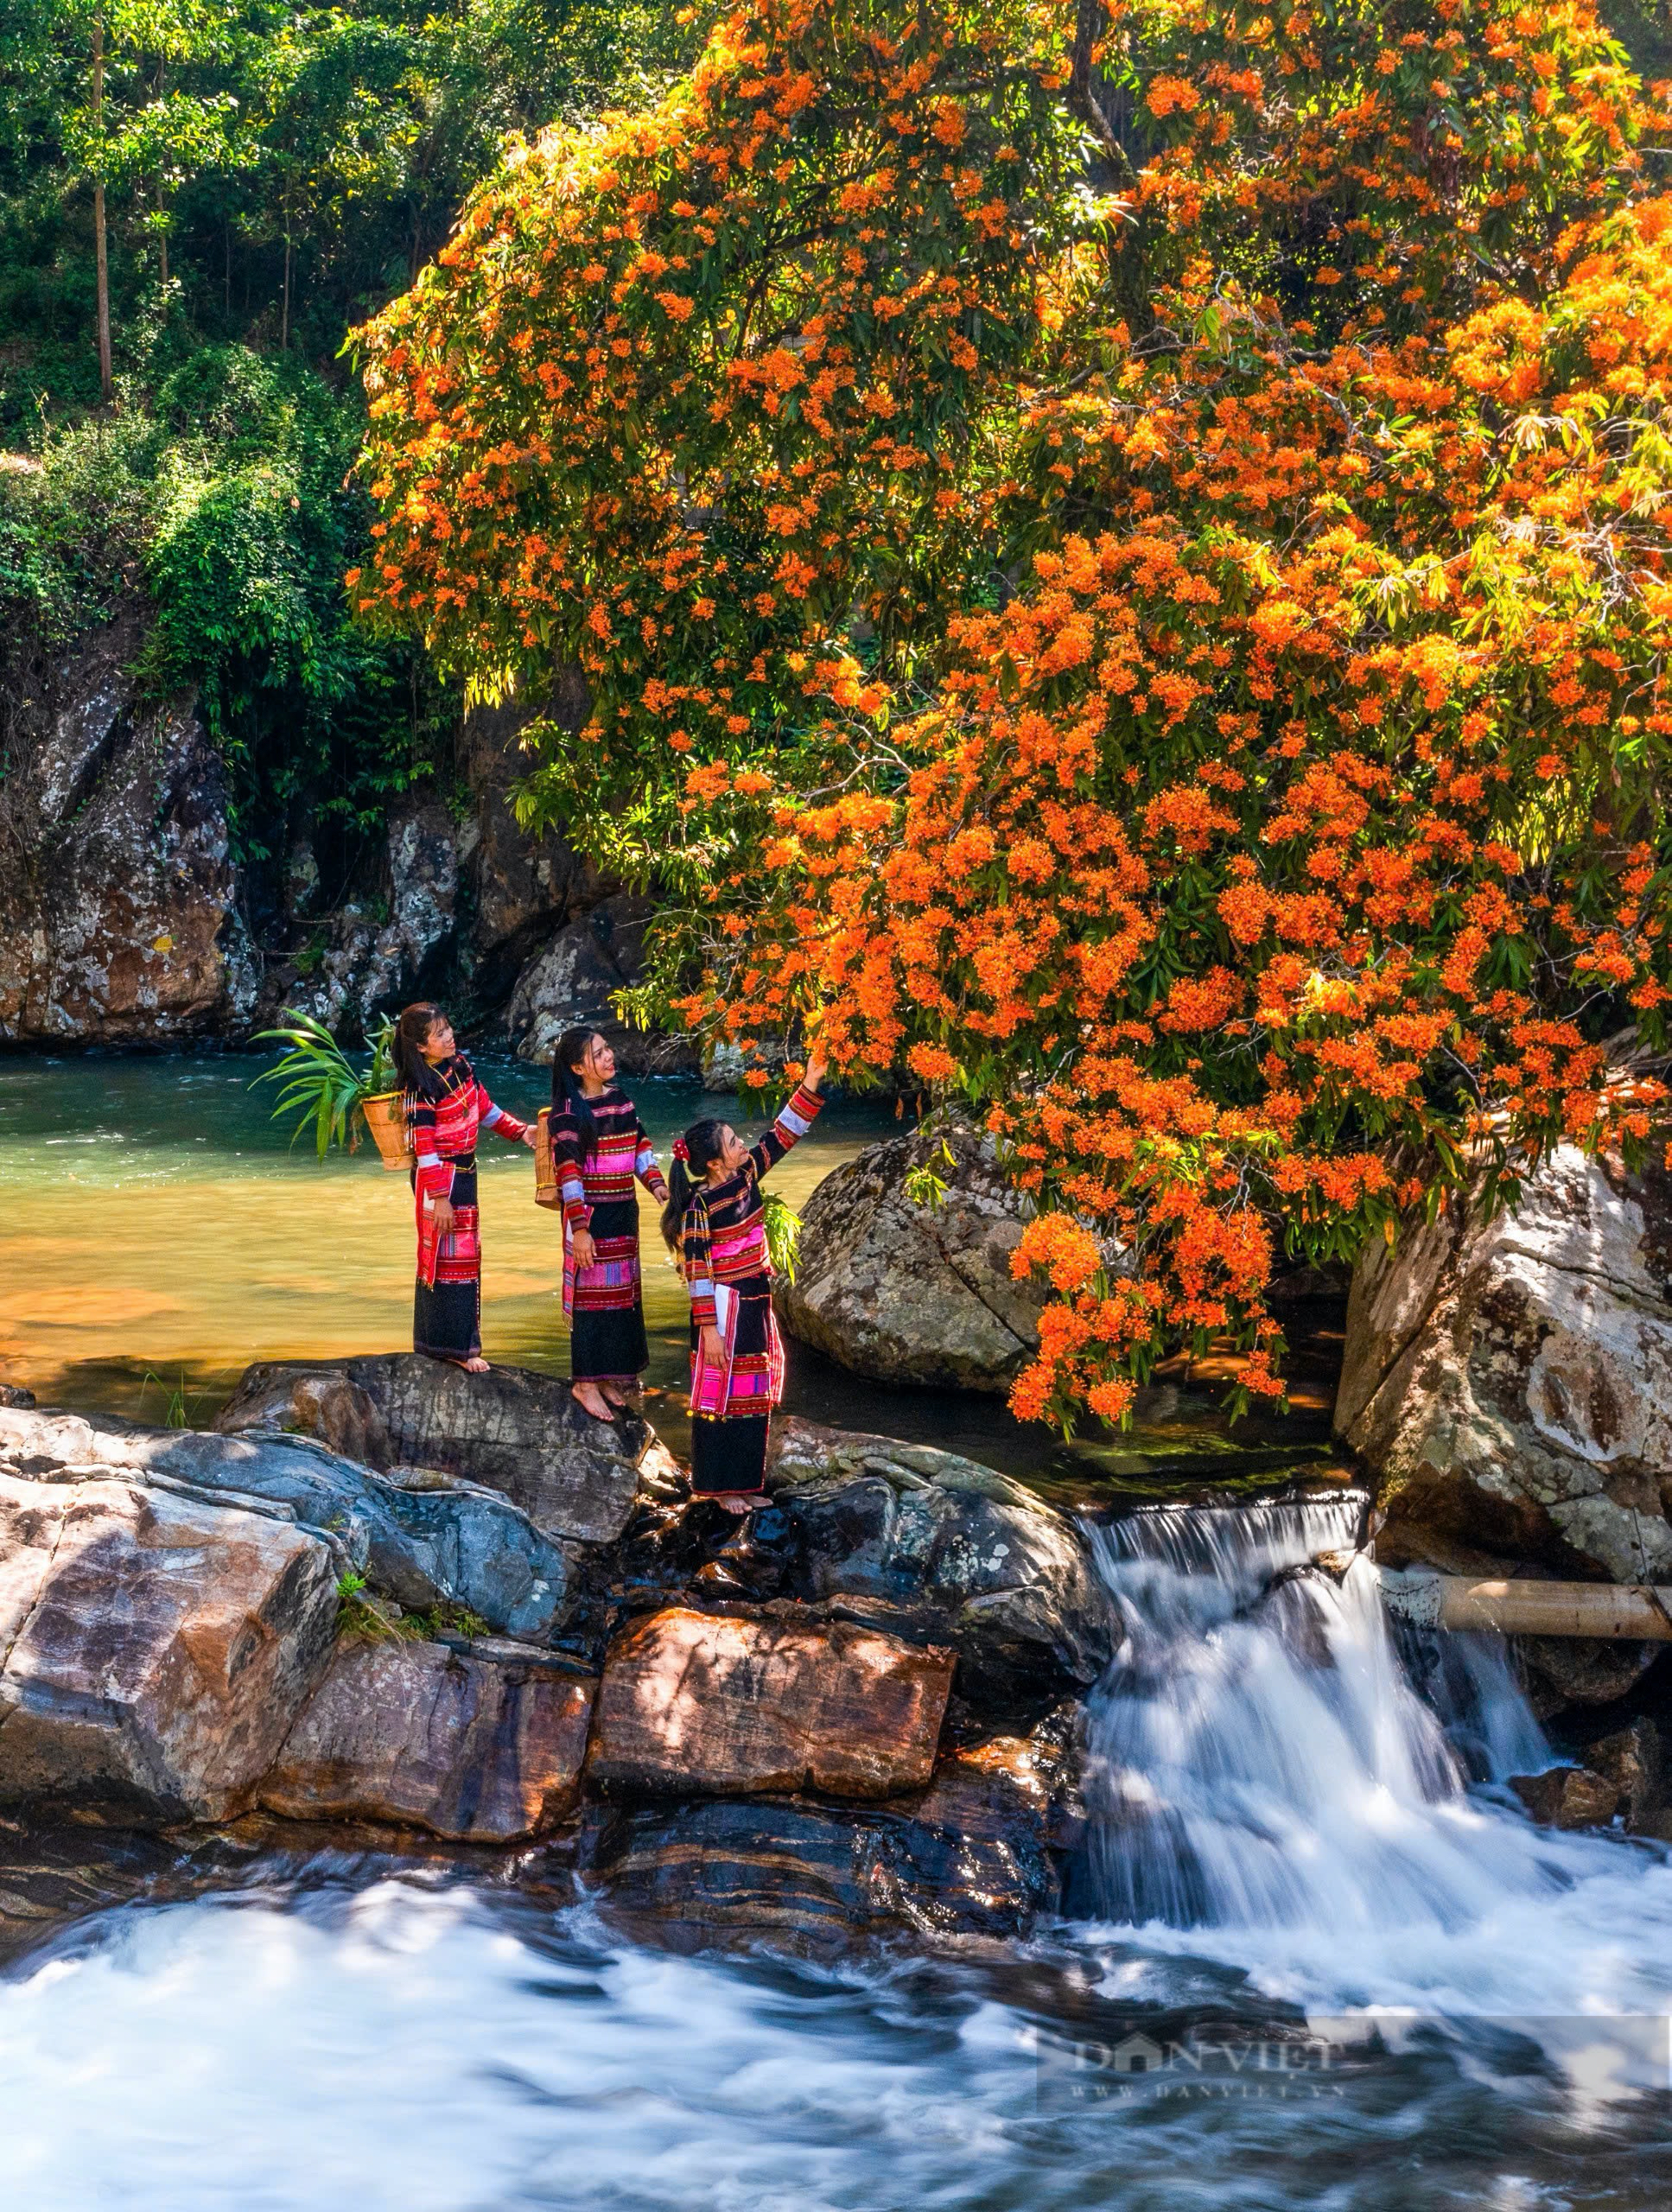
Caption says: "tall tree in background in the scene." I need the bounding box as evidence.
[358,0,1672,1429]
[53,0,244,398]
[0,0,696,417]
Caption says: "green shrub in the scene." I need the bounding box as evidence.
[0,343,436,860]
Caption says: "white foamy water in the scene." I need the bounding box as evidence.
[7,1491,1672,2210]
[1077,1497,1672,2035]
[4,1872,1670,2212]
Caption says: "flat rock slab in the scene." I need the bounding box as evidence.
[264,1638,594,1842]
[218,1355,674,1545]
[0,1472,337,1822]
[588,1605,953,1801]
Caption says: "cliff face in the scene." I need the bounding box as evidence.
[0,600,670,1056]
[0,604,255,1044]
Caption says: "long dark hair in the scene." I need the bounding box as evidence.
[551,1026,609,1160]
[391,1001,451,1102]
[660,1117,728,1249]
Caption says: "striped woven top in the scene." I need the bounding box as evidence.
[680,1084,823,1329]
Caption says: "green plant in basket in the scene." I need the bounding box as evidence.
[253,1010,398,1159]
[762,1192,803,1286]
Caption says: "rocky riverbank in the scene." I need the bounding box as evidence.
[0,1360,1108,1948]
[3,1123,1672,1949]
[0,596,693,1063]
[4,1325,1670,1955]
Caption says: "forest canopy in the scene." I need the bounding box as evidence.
[354,0,1672,1428]
[0,0,696,875]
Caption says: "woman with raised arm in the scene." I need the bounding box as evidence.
[549,1025,670,1423]
[393,1002,536,1373]
[659,1056,827,1514]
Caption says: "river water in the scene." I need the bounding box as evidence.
[0,1052,1338,1490]
[5,1055,1670,2203]
[4,1492,1672,2210]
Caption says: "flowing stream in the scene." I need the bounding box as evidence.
[5,1495,1672,2209]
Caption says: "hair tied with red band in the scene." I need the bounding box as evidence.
[671,1137,690,1163]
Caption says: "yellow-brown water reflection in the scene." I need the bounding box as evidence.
[0,1055,868,1427]
[0,1054,1338,1496]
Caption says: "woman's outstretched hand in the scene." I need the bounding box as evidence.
[803,1051,829,1095]
[520,1124,538,1150]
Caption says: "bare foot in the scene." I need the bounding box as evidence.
[573,1380,616,1421]
[448,1356,490,1374]
[713,1493,763,1516]
[601,1381,631,1407]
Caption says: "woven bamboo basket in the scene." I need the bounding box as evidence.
[360,1091,412,1172]
[534,1107,563,1208]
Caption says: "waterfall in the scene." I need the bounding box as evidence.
[1073,1491,1561,1936]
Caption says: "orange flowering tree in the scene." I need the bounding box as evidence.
[355,0,1672,1429]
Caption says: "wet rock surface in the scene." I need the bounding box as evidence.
[1340,1147,1672,1586]
[0,1471,337,1822]
[263,1637,594,1842]
[218,1354,674,1547]
[778,1122,1049,1393]
[1509,1764,1621,1830]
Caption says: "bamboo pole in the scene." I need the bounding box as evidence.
[1376,1566,1672,1640]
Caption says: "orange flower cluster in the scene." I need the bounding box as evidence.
[358,0,1672,1431]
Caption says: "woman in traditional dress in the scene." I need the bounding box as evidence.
[660,1056,828,1513]
[549,1025,670,1422]
[393,1001,536,1372]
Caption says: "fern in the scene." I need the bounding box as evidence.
[763,1191,804,1284]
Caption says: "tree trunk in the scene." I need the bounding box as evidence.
[92,17,113,404]
[281,214,291,351]
[156,59,168,298]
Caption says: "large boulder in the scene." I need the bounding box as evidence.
[0,1471,336,1821]
[1338,1147,1672,1587]
[743,1420,1115,1719]
[586,1605,954,1801]
[262,1638,594,1842]
[217,1354,677,1546]
[777,1122,1048,1392]
[0,1402,574,1639]
[0,599,255,1043]
[505,892,698,1076]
